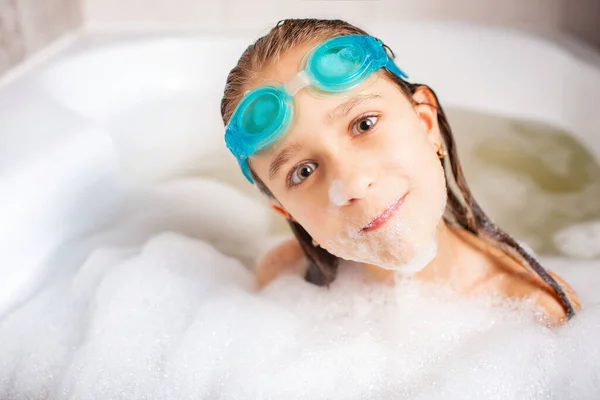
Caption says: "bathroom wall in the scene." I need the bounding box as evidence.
[83,0,567,32]
[0,0,82,75]
[0,0,83,74]
[81,0,600,46]
[1,0,599,76]
[561,0,600,49]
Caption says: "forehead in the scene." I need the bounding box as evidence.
[255,42,318,87]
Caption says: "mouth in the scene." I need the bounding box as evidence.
[360,194,407,233]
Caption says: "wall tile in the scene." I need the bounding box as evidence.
[220,0,387,33]
[220,0,290,31]
[219,0,566,36]
[291,0,379,25]
[83,0,223,29]
[0,0,25,75]
[374,0,561,31]
[16,0,82,53]
[561,0,600,48]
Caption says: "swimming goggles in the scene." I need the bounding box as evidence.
[224,34,408,183]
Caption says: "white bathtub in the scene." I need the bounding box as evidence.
[1,22,600,318]
[2,22,600,399]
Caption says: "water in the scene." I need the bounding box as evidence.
[449,108,600,258]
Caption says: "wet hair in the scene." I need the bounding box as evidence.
[220,18,577,319]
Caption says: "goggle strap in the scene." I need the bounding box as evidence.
[386,59,409,80]
[283,70,311,96]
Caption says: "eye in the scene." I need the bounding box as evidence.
[289,161,317,186]
[351,114,379,136]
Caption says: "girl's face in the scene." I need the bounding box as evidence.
[249,42,448,273]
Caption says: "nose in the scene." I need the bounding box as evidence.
[328,162,375,207]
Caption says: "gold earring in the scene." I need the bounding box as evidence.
[435,142,447,159]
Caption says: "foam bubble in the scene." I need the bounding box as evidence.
[554,220,600,259]
[328,179,347,208]
[2,222,599,399]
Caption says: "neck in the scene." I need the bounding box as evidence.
[413,220,461,283]
[415,220,497,292]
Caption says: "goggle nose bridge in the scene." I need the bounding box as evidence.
[283,70,312,96]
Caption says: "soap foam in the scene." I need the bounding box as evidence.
[321,182,446,274]
[1,182,599,399]
[328,179,347,208]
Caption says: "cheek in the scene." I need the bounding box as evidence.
[383,132,432,176]
[287,203,338,243]
[409,149,448,234]
[380,115,425,157]
[382,122,447,220]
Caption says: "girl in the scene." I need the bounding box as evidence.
[220,18,580,324]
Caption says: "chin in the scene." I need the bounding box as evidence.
[376,239,438,274]
[326,230,439,276]
[340,214,441,274]
[320,191,446,272]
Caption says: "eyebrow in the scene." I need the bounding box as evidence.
[326,93,382,124]
[269,140,304,180]
[268,93,381,181]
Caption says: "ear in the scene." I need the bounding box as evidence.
[411,86,442,148]
[269,200,295,221]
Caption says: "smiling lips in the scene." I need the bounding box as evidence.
[360,195,407,233]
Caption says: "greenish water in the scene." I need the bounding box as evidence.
[448,108,600,257]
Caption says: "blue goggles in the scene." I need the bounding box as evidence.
[224,34,408,183]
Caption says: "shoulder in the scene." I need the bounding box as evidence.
[490,251,581,324]
[255,237,308,288]
[450,226,580,324]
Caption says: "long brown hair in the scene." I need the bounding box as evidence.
[220,18,576,318]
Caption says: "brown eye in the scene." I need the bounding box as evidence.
[290,162,317,186]
[352,115,378,136]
